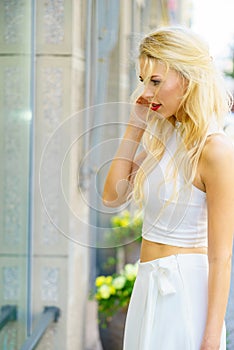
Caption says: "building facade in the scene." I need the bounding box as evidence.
[1,1,233,350]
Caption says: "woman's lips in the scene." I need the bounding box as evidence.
[151,103,161,111]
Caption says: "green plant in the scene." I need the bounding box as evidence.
[106,210,143,246]
[91,262,138,328]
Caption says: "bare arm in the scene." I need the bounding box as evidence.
[102,123,146,207]
[200,135,234,350]
[102,98,149,207]
[129,150,148,184]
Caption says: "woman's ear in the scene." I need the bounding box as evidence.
[181,74,189,94]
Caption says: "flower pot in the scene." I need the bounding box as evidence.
[98,307,128,350]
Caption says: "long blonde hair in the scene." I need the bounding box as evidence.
[133,26,232,206]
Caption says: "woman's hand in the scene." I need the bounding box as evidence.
[129,96,150,130]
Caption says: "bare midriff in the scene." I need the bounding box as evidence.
[140,237,208,262]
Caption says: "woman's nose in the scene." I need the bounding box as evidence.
[141,85,154,100]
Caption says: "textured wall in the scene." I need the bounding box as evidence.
[0,0,89,349]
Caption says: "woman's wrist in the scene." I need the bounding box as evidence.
[128,113,147,135]
[200,334,221,350]
[126,121,146,140]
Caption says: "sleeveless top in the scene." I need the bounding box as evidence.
[142,121,225,248]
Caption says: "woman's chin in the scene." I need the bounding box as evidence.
[148,110,165,120]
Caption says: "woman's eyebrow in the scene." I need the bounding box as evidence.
[139,75,161,80]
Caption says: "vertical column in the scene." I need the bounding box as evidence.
[33,1,89,349]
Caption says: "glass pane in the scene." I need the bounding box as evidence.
[0,0,32,348]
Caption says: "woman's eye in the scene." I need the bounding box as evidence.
[151,80,161,86]
[138,77,161,86]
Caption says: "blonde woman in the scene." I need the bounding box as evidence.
[103,27,234,350]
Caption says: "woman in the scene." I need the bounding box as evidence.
[102,26,234,350]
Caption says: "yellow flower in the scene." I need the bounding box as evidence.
[95,276,106,287]
[120,218,129,227]
[110,286,116,295]
[111,216,121,226]
[105,276,113,285]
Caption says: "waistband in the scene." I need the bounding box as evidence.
[137,254,208,296]
[139,253,208,267]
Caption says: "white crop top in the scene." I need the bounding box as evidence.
[142,122,225,248]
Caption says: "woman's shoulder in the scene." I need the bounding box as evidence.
[199,132,234,201]
[201,132,234,169]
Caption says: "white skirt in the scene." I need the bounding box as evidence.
[123,254,226,350]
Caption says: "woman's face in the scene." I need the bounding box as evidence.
[139,58,187,120]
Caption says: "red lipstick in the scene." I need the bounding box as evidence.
[151,103,161,111]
